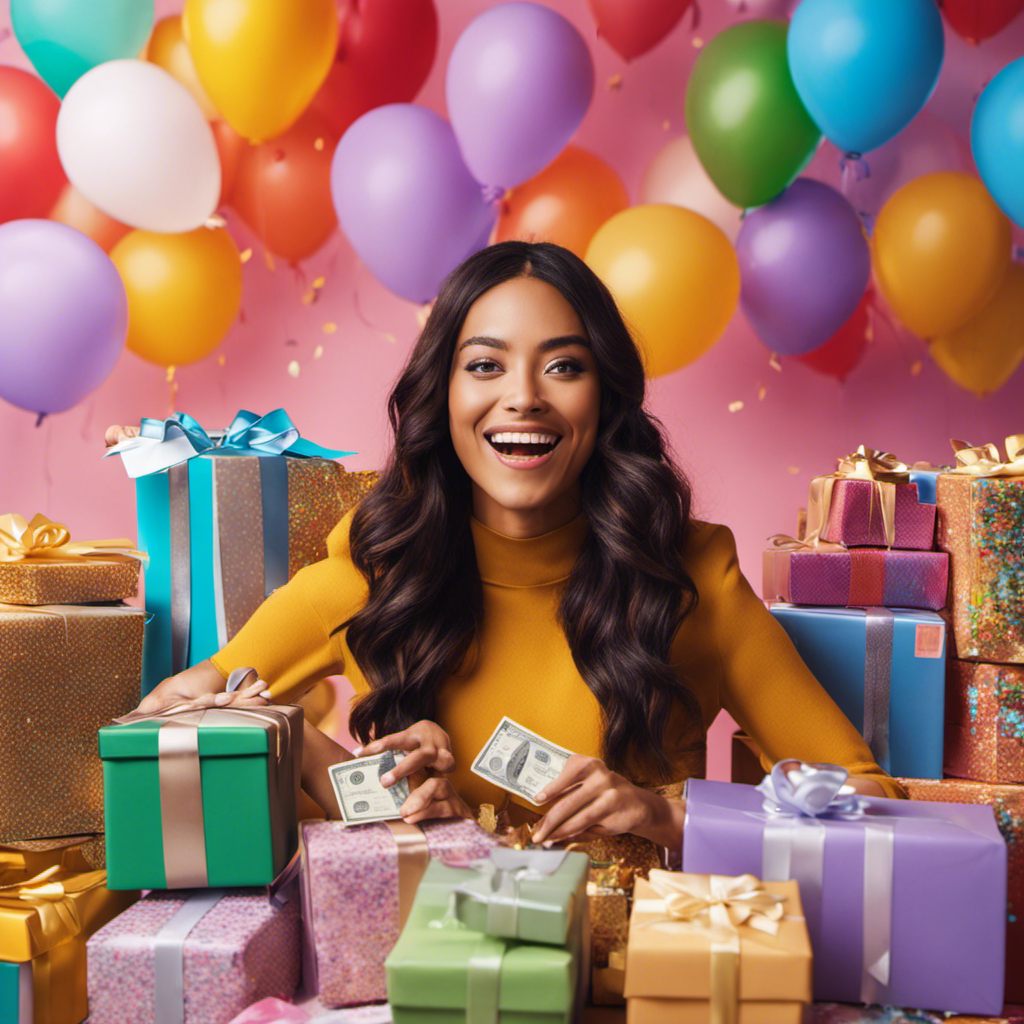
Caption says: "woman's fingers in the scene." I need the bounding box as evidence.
[533,753,592,805]
[532,776,603,843]
[380,744,452,786]
[399,777,470,823]
[103,424,139,447]
[540,802,615,844]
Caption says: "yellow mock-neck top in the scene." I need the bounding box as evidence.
[211,507,903,808]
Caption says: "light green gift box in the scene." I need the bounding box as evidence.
[98,703,303,891]
[386,858,585,1024]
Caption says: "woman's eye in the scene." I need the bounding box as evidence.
[547,359,584,375]
[466,359,501,373]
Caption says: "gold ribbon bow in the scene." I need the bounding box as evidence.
[950,436,1024,478]
[0,513,145,564]
[835,446,910,484]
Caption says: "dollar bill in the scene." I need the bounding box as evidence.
[470,716,572,805]
[329,750,410,825]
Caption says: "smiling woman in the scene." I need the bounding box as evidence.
[128,240,904,855]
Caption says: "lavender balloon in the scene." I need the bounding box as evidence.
[0,219,127,415]
[331,104,497,303]
[446,2,594,189]
[737,178,870,356]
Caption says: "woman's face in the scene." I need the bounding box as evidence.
[448,275,601,537]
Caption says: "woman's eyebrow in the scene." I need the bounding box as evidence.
[457,334,591,352]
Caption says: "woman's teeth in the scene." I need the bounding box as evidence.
[486,432,561,459]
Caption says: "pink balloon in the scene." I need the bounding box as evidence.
[723,0,797,16]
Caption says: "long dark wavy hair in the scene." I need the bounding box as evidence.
[339,241,700,783]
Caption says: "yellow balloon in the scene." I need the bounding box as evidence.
[111,226,243,366]
[930,262,1024,395]
[183,0,339,143]
[872,171,1012,338]
[585,204,739,378]
[146,16,218,121]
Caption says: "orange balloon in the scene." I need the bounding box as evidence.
[111,226,243,366]
[872,171,1012,338]
[146,15,218,120]
[495,145,630,258]
[49,184,130,253]
[930,262,1024,395]
[230,109,338,264]
[212,120,246,207]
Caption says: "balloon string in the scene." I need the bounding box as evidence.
[35,412,46,428]
[481,184,506,204]
[690,1,701,30]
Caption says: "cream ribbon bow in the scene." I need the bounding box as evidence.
[646,870,784,937]
[951,436,1024,478]
[0,512,145,564]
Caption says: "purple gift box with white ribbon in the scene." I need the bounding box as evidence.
[681,765,1007,1015]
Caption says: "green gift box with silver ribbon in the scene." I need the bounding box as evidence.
[386,853,589,1024]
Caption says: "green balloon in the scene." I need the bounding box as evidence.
[11,0,154,98]
[685,20,820,210]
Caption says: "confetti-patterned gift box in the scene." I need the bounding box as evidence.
[0,603,145,842]
[936,440,1024,666]
[87,887,300,1024]
[105,409,375,694]
[897,777,1024,1005]
[300,818,497,1007]
[945,660,1024,784]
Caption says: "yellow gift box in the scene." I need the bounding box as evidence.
[0,864,136,1024]
[0,514,142,606]
[624,872,811,1024]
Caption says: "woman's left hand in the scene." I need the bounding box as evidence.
[529,754,658,845]
[400,776,473,825]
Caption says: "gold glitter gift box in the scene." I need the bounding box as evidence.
[0,603,145,842]
[936,437,1024,666]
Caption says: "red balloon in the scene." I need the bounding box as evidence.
[938,0,1024,42]
[795,289,872,381]
[0,67,67,224]
[310,0,439,140]
[587,0,694,61]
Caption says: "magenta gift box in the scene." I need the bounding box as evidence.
[300,818,497,1007]
[814,476,937,550]
[762,546,949,610]
[682,778,1007,1016]
[87,888,301,1024]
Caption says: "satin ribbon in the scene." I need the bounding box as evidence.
[0,512,145,565]
[950,435,1024,477]
[756,761,893,1003]
[453,848,568,939]
[103,409,356,479]
[636,871,786,1024]
[862,608,894,770]
[806,445,911,549]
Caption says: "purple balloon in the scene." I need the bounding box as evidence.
[0,219,127,415]
[737,178,870,356]
[446,2,594,189]
[331,104,496,303]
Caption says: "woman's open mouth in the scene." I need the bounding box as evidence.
[484,430,562,467]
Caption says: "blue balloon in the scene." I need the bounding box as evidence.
[972,56,1024,231]
[787,0,944,156]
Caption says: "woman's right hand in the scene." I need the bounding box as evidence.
[135,660,265,714]
[356,719,456,789]
[104,424,139,447]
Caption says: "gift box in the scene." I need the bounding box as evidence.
[762,543,949,610]
[105,409,374,693]
[0,603,145,842]
[682,768,1007,1014]
[936,438,1024,666]
[770,603,947,779]
[0,864,137,1024]
[99,700,303,890]
[806,447,938,550]
[623,871,812,1024]
[300,817,497,1007]
[896,776,1024,1005]
[944,659,1024,783]
[0,836,103,877]
[385,858,581,1024]
[87,884,300,1024]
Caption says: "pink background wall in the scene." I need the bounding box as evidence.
[3,0,1023,778]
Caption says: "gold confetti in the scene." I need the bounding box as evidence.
[662,119,671,131]
[301,287,318,305]
[313,345,324,360]
[287,360,300,378]
[910,360,922,376]
[165,365,176,383]
[217,354,226,367]
[865,322,874,342]
[314,137,325,151]
[758,386,767,401]
[312,276,326,289]
[322,322,337,334]
[728,400,744,413]
[769,353,782,371]
[381,332,396,345]
[263,249,276,271]
[240,248,253,263]
[204,214,227,229]
[692,36,704,48]
[787,466,801,475]
[607,73,623,90]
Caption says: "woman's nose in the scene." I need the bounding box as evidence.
[502,370,546,413]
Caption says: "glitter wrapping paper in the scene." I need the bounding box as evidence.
[0,603,145,842]
[762,546,949,610]
[936,473,1024,665]
[86,888,300,1024]
[300,818,497,1008]
[945,660,1024,783]
[816,476,937,550]
[0,557,139,606]
[133,452,376,694]
[897,777,1024,1004]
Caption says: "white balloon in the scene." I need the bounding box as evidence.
[57,59,220,233]
[640,135,743,243]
